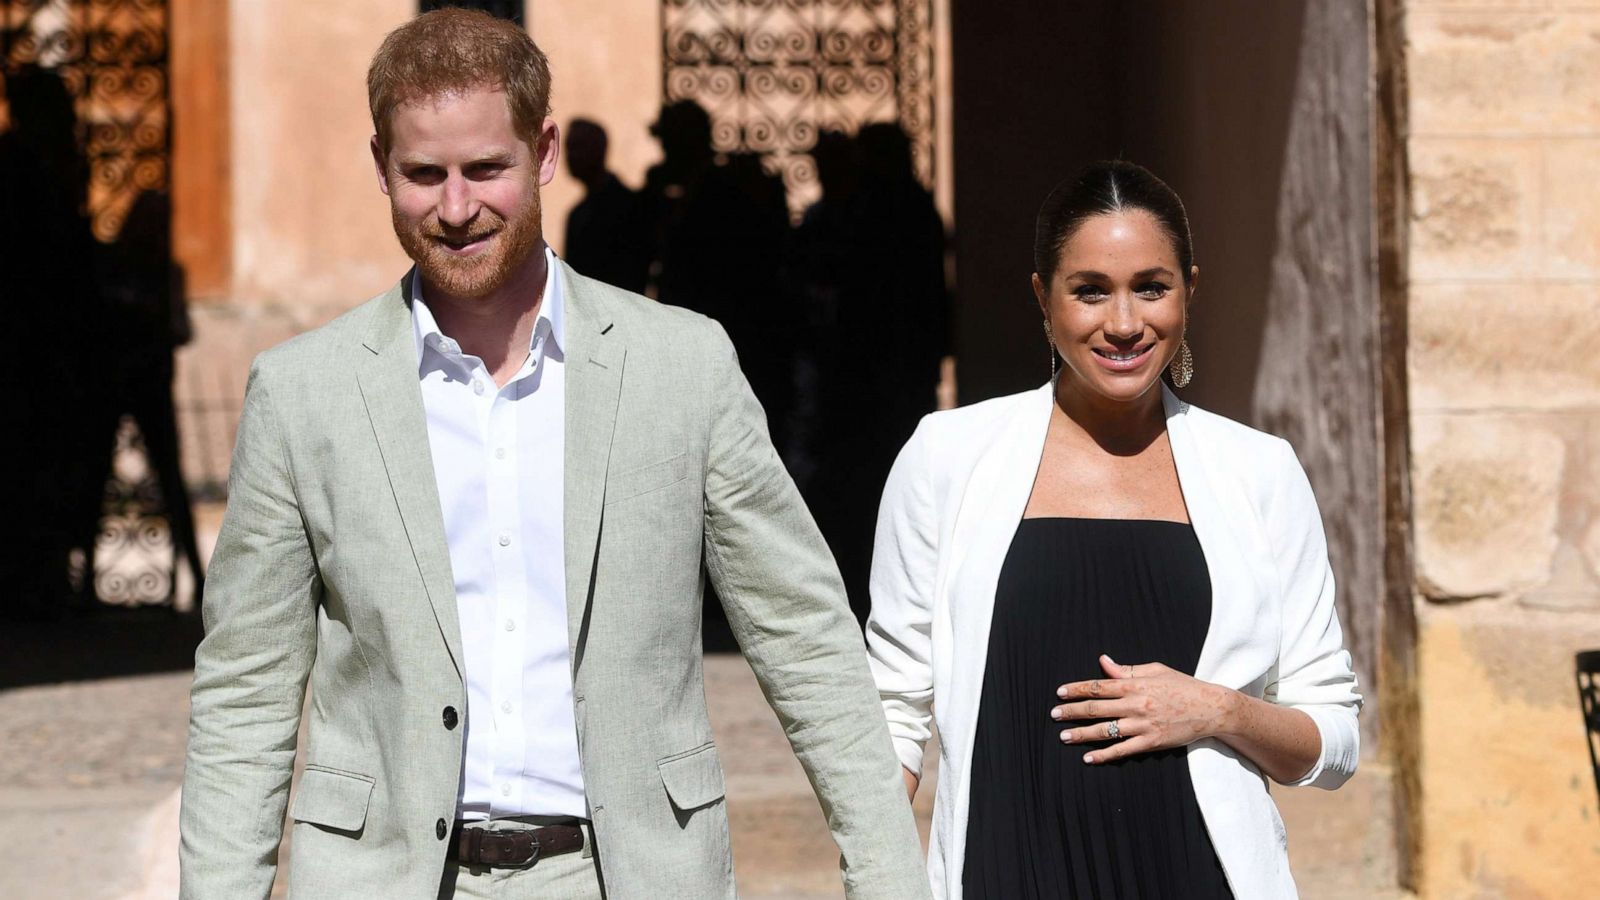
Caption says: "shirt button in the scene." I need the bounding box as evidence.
[436,818,448,840]
[501,784,511,797]
[472,379,485,395]
[504,619,516,632]
[501,701,512,714]
[442,706,459,730]
[495,447,506,460]
[497,533,511,547]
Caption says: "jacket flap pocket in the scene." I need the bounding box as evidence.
[657,743,725,812]
[291,766,375,832]
[606,453,689,505]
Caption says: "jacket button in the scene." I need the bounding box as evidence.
[442,706,459,730]
[436,818,448,840]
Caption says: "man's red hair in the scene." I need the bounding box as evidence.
[367,8,552,158]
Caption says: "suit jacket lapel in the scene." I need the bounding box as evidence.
[560,263,624,670]
[355,274,464,680]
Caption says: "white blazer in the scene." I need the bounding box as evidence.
[866,383,1361,900]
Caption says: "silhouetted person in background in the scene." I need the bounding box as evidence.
[100,190,205,605]
[643,99,793,449]
[640,99,715,308]
[807,123,949,623]
[785,129,859,489]
[0,65,106,620]
[563,118,648,293]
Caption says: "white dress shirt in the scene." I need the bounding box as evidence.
[413,247,586,820]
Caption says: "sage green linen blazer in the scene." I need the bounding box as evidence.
[179,263,929,900]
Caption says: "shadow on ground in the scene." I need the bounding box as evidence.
[0,607,203,690]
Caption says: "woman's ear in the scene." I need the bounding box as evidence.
[1187,265,1200,307]
[1032,272,1048,317]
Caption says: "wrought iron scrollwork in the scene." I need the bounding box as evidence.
[2,0,170,243]
[663,0,935,218]
[97,415,175,606]
[4,0,177,609]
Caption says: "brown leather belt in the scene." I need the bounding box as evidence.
[449,820,585,868]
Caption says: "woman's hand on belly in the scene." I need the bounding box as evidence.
[1051,654,1236,764]
[1052,654,1322,782]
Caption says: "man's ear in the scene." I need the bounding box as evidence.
[371,135,391,196]
[536,117,560,187]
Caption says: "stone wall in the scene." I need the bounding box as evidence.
[1403,2,1600,894]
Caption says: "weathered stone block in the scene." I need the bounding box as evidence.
[1522,543,1600,612]
[1410,282,1600,412]
[1413,414,1563,600]
[1417,607,1600,898]
[1408,12,1600,136]
[1544,139,1600,278]
[1409,138,1540,280]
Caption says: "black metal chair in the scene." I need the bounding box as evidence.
[1577,651,1600,809]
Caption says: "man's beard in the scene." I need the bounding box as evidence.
[393,193,543,300]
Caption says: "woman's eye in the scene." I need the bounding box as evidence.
[1073,285,1108,301]
[1137,282,1171,299]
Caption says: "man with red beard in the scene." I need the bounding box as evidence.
[178,9,929,900]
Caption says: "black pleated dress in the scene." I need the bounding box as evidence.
[962,517,1233,899]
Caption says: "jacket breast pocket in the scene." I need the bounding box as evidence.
[606,452,690,506]
[657,742,726,812]
[290,765,375,833]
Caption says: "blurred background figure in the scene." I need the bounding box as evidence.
[784,129,860,490]
[563,117,648,294]
[799,122,949,622]
[98,189,205,609]
[0,64,107,621]
[644,99,793,451]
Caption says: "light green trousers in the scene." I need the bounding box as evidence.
[440,818,604,900]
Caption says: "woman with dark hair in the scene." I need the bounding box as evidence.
[866,160,1360,899]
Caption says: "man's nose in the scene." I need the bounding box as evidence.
[438,174,477,228]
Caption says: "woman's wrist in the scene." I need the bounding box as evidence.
[1208,683,1248,740]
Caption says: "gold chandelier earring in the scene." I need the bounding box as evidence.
[1043,320,1059,381]
[1169,339,1194,388]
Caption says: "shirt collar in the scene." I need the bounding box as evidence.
[411,246,566,370]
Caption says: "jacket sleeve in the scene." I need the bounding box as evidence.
[700,324,931,900]
[1261,438,1362,790]
[864,420,938,778]
[180,360,319,899]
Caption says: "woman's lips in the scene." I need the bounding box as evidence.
[1090,343,1155,373]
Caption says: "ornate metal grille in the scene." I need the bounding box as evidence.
[1,0,170,243]
[94,416,176,606]
[3,0,177,608]
[662,0,934,218]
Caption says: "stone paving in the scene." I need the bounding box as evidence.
[0,658,1404,899]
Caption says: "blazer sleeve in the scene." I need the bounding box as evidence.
[699,324,931,900]
[180,360,319,899]
[864,420,938,778]
[1261,438,1362,790]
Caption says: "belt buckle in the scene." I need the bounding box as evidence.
[486,829,541,867]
